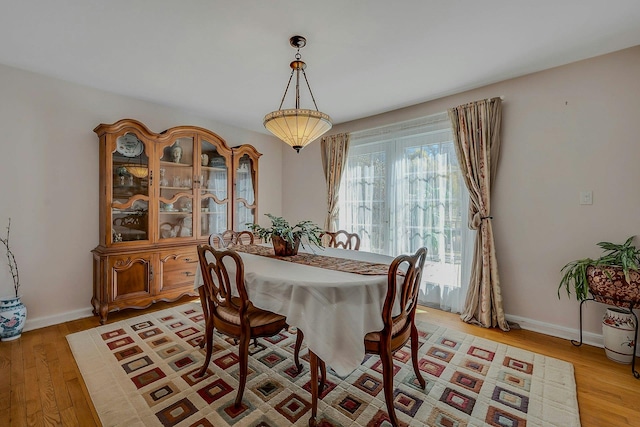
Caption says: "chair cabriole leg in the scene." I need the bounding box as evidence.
[235,332,250,407]
[410,323,425,388]
[381,344,399,427]
[294,329,304,372]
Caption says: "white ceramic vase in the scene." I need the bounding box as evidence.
[602,307,636,364]
[0,295,27,341]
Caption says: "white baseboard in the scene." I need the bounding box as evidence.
[505,313,640,357]
[23,307,95,333]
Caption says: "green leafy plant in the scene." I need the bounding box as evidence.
[0,218,20,298]
[247,214,323,249]
[558,236,640,301]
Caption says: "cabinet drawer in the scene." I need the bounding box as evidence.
[160,250,199,291]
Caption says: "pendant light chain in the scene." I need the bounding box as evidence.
[300,68,321,112]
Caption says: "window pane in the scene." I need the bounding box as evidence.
[339,112,468,312]
[340,145,387,254]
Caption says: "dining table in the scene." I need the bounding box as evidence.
[193,242,403,425]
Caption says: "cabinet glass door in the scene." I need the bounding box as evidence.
[235,154,256,231]
[199,140,229,238]
[111,132,150,243]
[158,137,194,240]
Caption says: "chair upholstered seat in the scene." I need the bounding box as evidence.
[215,301,286,327]
[364,314,408,342]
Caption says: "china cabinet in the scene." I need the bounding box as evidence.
[91,119,260,323]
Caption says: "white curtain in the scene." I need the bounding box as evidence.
[339,112,473,314]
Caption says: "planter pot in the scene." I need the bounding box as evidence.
[0,295,27,341]
[586,265,640,307]
[272,235,300,256]
[602,307,636,364]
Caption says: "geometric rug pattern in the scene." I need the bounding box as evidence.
[67,302,581,427]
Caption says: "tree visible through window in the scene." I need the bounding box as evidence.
[338,112,472,312]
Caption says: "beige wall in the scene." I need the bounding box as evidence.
[2,45,639,347]
[283,46,640,345]
[0,63,284,329]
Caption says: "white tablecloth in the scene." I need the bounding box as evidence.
[194,245,397,377]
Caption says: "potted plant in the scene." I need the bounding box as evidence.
[559,236,640,366]
[558,236,640,303]
[247,213,323,256]
[0,218,27,341]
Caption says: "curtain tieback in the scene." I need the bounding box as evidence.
[471,213,493,229]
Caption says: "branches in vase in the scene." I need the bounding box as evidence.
[0,218,20,298]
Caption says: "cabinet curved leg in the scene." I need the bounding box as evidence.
[571,297,594,347]
[99,303,109,325]
[627,305,639,379]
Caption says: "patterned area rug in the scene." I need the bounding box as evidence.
[67,302,581,427]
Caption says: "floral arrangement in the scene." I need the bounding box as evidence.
[0,218,20,298]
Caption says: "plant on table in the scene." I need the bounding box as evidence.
[247,213,323,251]
[558,235,640,301]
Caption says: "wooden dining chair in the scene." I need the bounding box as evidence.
[200,230,257,348]
[364,246,428,427]
[196,244,288,408]
[307,247,428,426]
[321,230,361,250]
[208,229,255,248]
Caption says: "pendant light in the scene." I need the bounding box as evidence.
[263,35,332,153]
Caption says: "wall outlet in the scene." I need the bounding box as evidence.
[579,190,593,205]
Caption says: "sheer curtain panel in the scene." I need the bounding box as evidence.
[339,112,473,314]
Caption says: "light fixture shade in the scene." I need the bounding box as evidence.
[264,109,332,153]
[126,165,148,178]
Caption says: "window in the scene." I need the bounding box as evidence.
[338,112,472,312]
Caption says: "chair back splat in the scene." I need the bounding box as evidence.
[208,230,255,248]
[198,245,247,317]
[383,246,427,330]
[322,230,361,250]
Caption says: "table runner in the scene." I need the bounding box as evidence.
[232,244,397,276]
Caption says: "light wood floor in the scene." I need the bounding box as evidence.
[1,298,638,426]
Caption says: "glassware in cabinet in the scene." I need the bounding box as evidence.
[158,137,194,240]
[111,132,150,243]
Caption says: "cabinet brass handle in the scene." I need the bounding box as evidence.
[149,265,154,281]
[184,272,195,277]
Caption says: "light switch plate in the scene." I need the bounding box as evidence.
[580,191,593,205]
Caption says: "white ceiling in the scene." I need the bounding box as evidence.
[2,1,640,134]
